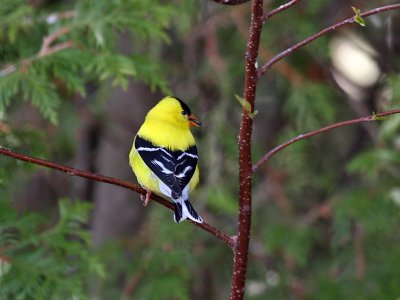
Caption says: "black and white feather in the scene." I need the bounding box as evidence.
[135,135,203,223]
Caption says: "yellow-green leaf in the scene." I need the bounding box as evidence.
[352,6,366,27]
[371,112,386,121]
[235,95,257,119]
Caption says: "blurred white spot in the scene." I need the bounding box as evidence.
[394,136,400,149]
[330,33,380,90]
[247,280,266,296]
[266,270,280,287]
[46,14,59,24]
[0,259,11,278]
[390,188,400,206]
[332,70,365,100]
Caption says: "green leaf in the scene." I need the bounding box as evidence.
[0,1,33,43]
[371,111,386,121]
[264,223,316,266]
[235,94,257,118]
[346,149,400,178]
[45,50,90,96]
[380,114,400,140]
[206,187,237,214]
[0,72,21,111]
[0,198,104,299]
[333,189,398,236]
[86,53,137,89]
[284,81,336,131]
[129,55,171,94]
[352,6,366,27]
[20,71,60,124]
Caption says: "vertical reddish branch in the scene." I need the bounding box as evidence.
[230,0,264,299]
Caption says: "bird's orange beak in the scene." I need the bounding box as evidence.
[189,114,201,127]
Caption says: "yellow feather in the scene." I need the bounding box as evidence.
[137,96,196,150]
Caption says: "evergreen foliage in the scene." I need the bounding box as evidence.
[0,0,173,123]
[0,199,103,299]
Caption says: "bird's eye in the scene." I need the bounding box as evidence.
[181,110,187,115]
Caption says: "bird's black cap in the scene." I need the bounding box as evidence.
[174,97,192,115]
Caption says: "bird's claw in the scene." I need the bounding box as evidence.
[142,190,152,206]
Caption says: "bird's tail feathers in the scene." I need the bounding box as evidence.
[173,198,203,224]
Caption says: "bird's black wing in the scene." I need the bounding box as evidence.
[135,136,198,199]
[174,145,198,191]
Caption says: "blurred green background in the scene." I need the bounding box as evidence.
[1,0,400,299]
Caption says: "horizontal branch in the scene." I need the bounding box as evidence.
[259,3,400,77]
[209,0,250,5]
[0,146,234,248]
[252,109,400,172]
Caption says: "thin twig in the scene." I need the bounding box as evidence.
[0,122,10,133]
[0,147,234,248]
[40,41,74,58]
[209,0,250,5]
[38,26,72,57]
[122,269,145,298]
[299,201,332,225]
[252,109,400,172]
[258,3,400,77]
[1,26,73,76]
[263,0,301,21]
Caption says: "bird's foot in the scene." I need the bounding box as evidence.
[141,190,152,206]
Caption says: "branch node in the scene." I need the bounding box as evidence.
[371,111,386,121]
[231,235,238,251]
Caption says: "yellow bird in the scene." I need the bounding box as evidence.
[129,96,203,223]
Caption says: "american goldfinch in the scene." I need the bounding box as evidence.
[129,96,203,223]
